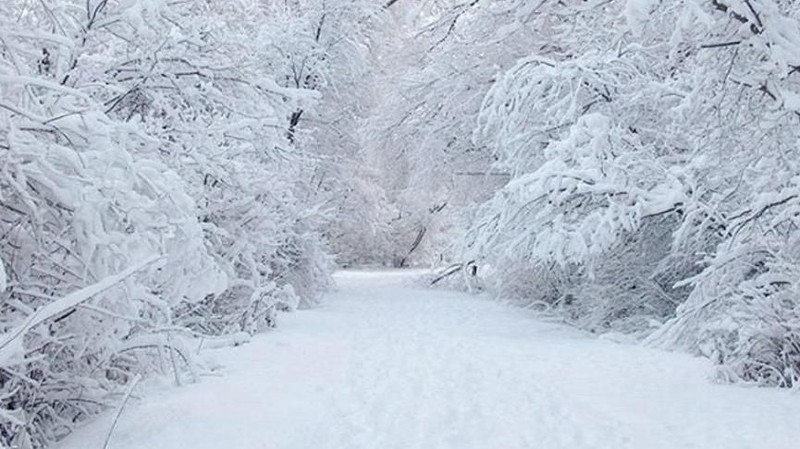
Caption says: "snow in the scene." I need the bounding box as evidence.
[56,270,800,449]
[624,0,658,34]
[0,255,6,292]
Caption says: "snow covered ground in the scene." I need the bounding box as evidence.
[57,270,800,449]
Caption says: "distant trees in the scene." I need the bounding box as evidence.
[255,0,396,267]
[361,0,529,266]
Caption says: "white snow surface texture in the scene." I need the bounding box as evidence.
[58,271,800,449]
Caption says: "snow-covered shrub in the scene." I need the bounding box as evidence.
[462,0,800,385]
[0,0,340,446]
[565,216,694,335]
[649,177,800,387]
[0,77,222,448]
[642,0,800,386]
[69,0,334,331]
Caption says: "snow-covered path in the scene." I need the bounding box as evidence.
[59,271,799,449]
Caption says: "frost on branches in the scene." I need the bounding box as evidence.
[257,0,393,269]
[2,0,800,446]
[362,0,534,267]
[0,0,346,446]
[460,0,800,387]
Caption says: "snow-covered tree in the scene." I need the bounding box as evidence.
[0,0,340,445]
[462,0,800,384]
[248,0,396,268]
[0,16,222,448]
[361,0,541,266]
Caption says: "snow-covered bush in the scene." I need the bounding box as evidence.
[0,71,223,448]
[644,0,800,387]
[649,174,800,387]
[81,0,333,326]
[0,0,340,446]
[461,0,800,385]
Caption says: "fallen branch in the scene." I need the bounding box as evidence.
[430,263,463,286]
[430,260,477,286]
